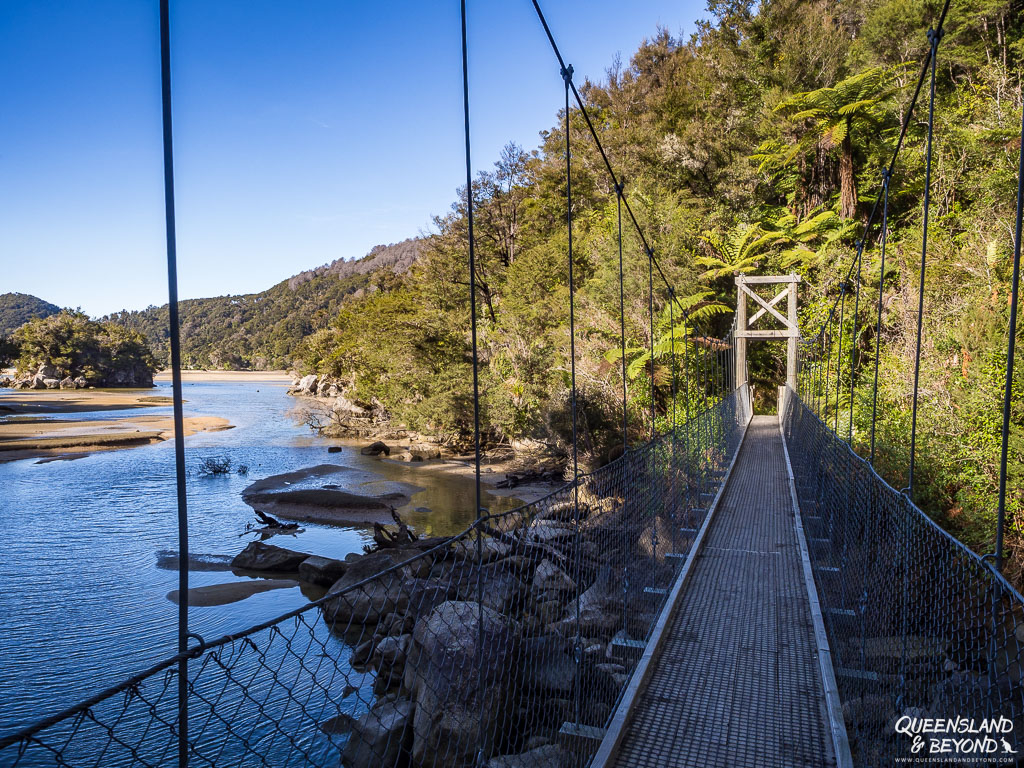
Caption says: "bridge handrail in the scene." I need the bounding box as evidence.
[784,389,1024,765]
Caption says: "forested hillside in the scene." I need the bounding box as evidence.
[297,0,1024,574]
[0,293,60,336]
[105,238,422,370]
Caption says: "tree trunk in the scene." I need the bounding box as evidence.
[839,122,857,219]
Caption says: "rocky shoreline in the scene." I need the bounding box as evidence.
[2,362,153,390]
[287,374,566,495]
[226,469,668,768]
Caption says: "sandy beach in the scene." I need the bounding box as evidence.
[154,370,292,383]
[0,370,289,462]
[0,386,233,463]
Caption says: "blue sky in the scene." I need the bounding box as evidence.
[0,1,705,317]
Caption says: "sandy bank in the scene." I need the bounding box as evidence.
[0,414,233,463]
[0,389,174,416]
[155,370,292,383]
[167,578,300,607]
[242,464,418,526]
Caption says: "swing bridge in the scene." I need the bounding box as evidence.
[2,0,1024,766]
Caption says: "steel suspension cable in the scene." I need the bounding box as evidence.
[906,27,942,499]
[529,0,685,310]
[802,0,952,348]
[157,4,190,766]
[617,184,628,453]
[869,169,892,464]
[560,64,583,731]
[824,312,835,422]
[848,241,864,443]
[995,103,1024,569]
[668,292,677,552]
[458,3,487,760]
[648,249,656,439]
[835,284,847,433]
[681,310,693,514]
[668,297,677,434]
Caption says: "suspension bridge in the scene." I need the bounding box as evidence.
[2,0,1024,766]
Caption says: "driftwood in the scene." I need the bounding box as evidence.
[372,508,418,549]
[253,510,300,530]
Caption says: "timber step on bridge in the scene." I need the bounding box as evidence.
[3,0,1024,767]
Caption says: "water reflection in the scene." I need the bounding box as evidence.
[0,380,518,731]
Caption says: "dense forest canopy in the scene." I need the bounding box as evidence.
[0,293,60,336]
[104,238,423,370]
[296,0,1024,575]
[9,311,158,388]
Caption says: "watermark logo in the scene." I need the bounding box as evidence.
[894,716,1019,764]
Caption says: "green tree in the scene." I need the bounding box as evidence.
[773,67,902,218]
[0,335,18,369]
[13,311,157,386]
[694,223,783,279]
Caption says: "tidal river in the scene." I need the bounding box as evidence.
[0,378,520,736]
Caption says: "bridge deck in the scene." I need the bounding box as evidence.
[611,416,837,768]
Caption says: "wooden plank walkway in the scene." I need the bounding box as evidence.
[609,416,838,768]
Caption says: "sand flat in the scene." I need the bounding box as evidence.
[154,370,292,383]
[0,389,233,462]
[0,389,174,415]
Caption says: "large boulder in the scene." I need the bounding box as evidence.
[43,378,60,389]
[341,697,413,768]
[550,567,620,639]
[485,744,566,768]
[532,559,575,599]
[334,395,368,416]
[424,561,525,615]
[29,374,46,389]
[37,363,58,379]
[59,377,76,389]
[292,374,318,395]
[520,637,577,695]
[360,441,391,457]
[231,541,311,572]
[409,601,520,768]
[297,555,348,587]
[321,550,418,627]
[73,376,88,389]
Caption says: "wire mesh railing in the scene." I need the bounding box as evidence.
[1,387,749,768]
[783,391,1024,766]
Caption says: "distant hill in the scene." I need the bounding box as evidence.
[0,293,61,336]
[105,238,424,370]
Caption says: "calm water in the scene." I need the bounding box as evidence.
[0,380,518,734]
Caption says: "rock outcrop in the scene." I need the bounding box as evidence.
[341,696,413,768]
[297,555,348,587]
[13,361,151,389]
[360,441,391,457]
[409,601,521,768]
[231,541,311,573]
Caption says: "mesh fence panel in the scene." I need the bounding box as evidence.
[783,393,1024,766]
[2,389,748,768]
